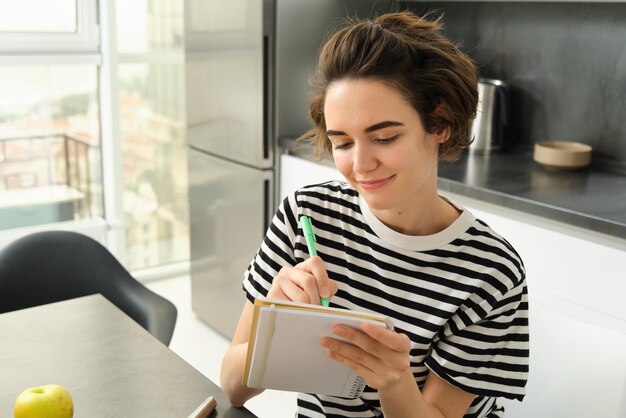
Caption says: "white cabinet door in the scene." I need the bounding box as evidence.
[443,190,626,418]
[443,191,626,330]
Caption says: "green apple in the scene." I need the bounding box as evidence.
[14,384,74,418]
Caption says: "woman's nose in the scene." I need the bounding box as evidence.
[353,144,378,173]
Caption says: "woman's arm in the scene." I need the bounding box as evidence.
[221,257,338,406]
[321,322,476,418]
[378,369,476,418]
[220,301,263,407]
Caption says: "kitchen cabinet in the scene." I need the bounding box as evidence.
[444,190,626,418]
[279,153,626,417]
[444,191,626,330]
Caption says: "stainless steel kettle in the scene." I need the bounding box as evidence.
[469,78,509,155]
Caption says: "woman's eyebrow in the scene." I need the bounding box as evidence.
[326,129,346,137]
[365,121,404,133]
[327,121,404,137]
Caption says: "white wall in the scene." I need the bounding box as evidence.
[279,154,343,200]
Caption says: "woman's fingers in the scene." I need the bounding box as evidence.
[273,271,318,304]
[320,334,395,390]
[321,338,381,381]
[321,335,384,368]
[361,322,412,353]
[332,324,409,368]
[296,256,335,300]
[320,323,412,390]
[269,257,338,305]
[271,268,317,304]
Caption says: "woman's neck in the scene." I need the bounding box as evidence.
[371,192,461,236]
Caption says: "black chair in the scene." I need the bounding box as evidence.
[0,230,177,346]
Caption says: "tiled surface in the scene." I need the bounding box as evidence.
[147,276,296,418]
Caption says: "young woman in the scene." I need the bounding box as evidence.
[221,11,529,418]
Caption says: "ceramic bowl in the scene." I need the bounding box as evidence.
[533,141,592,170]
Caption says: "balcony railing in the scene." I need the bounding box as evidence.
[0,133,97,229]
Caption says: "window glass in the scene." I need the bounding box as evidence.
[116,1,149,54]
[116,0,188,271]
[117,0,183,54]
[0,65,103,230]
[0,0,77,33]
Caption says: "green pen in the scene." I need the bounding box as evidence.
[300,215,329,307]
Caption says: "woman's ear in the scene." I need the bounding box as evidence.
[432,104,452,143]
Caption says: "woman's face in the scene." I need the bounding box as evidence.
[324,78,443,218]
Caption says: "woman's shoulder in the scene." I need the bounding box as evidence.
[461,214,527,289]
[291,180,358,206]
[296,179,354,195]
[280,180,362,224]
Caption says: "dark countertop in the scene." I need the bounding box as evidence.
[437,152,626,240]
[0,295,257,418]
[280,138,626,241]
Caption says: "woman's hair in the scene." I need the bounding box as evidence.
[299,11,478,162]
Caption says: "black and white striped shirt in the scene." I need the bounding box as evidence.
[243,181,529,418]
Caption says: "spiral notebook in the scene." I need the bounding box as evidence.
[242,298,393,398]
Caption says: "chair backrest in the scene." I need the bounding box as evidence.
[0,230,177,345]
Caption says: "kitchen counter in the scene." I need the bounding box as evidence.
[437,152,626,240]
[279,138,626,240]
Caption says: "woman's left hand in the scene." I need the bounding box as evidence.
[320,322,412,391]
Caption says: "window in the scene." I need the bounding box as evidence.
[0,0,98,52]
[0,0,189,277]
[0,0,77,33]
[0,0,103,233]
[0,64,102,229]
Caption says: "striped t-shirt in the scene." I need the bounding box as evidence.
[243,181,529,418]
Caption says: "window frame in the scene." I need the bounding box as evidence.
[0,0,99,53]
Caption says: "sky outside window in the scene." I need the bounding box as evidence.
[0,0,77,33]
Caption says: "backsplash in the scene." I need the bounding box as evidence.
[402,2,626,169]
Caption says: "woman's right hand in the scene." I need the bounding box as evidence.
[267,256,338,305]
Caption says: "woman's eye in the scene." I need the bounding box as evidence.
[375,135,399,144]
[333,142,352,150]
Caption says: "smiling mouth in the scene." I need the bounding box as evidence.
[357,175,395,191]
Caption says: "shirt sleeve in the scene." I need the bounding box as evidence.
[242,191,300,303]
[424,277,530,401]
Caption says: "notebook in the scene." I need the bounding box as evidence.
[242,298,393,398]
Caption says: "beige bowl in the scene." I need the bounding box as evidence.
[533,141,592,170]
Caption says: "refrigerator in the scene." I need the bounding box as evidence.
[185,0,394,338]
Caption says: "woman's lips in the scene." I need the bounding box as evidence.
[357,175,395,191]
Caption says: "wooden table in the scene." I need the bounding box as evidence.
[0,294,256,418]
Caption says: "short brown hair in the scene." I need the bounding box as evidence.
[300,11,478,162]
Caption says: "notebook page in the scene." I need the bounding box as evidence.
[253,307,385,397]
